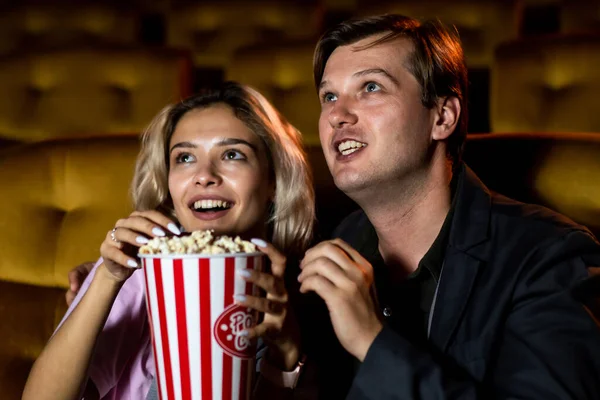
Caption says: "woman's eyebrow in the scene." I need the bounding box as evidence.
[215,138,258,152]
[169,141,196,154]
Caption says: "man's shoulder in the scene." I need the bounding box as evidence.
[488,191,595,242]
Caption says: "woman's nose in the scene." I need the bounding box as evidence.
[194,163,222,187]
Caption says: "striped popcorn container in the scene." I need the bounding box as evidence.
[139,253,264,400]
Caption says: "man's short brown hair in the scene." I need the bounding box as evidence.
[313,14,469,169]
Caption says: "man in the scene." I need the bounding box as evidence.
[289,14,600,399]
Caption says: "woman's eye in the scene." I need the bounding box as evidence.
[175,153,194,163]
[365,82,381,92]
[223,150,246,160]
[322,92,337,103]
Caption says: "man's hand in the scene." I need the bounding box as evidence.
[65,261,96,307]
[298,239,383,361]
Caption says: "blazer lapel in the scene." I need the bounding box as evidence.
[429,165,492,351]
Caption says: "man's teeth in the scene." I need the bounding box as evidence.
[338,140,366,155]
[193,200,230,210]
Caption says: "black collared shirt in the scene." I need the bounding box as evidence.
[333,185,456,352]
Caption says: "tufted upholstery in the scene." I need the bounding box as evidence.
[0,137,140,288]
[0,4,137,56]
[2,132,600,396]
[356,0,518,67]
[491,34,600,133]
[227,41,320,144]
[0,47,192,142]
[167,1,321,68]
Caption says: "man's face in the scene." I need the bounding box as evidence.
[318,35,436,198]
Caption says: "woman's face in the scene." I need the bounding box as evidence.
[168,103,274,238]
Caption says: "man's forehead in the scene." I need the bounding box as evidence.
[322,35,413,79]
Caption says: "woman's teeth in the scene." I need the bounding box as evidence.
[338,140,366,155]
[193,200,230,210]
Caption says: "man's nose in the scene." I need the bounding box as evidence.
[328,97,358,128]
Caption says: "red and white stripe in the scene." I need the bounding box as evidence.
[142,254,263,400]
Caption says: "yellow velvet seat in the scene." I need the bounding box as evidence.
[0,137,140,288]
[356,0,518,67]
[167,1,321,68]
[491,34,600,133]
[227,41,320,145]
[0,4,137,56]
[0,47,192,143]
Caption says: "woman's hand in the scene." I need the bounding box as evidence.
[234,239,301,371]
[100,210,181,282]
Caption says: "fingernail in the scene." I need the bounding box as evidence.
[238,330,249,337]
[136,236,149,244]
[152,227,166,237]
[233,294,247,302]
[251,238,267,248]
[237,269,252,278]
[127,259,139,268]
[167,223,181,235]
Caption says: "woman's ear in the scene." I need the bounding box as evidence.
[432,96,461,141]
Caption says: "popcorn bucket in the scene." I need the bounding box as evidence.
[139,253,264,400]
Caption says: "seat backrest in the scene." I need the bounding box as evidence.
[355,0,518,67]
[227,41,320,145]
[463,132,600,236]
[0,4,137,55]
[491,34,600,133]
[0,47,192,142]
[0,137,140,287]
[167,1,320,68]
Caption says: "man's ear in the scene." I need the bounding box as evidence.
[432,96,461,141]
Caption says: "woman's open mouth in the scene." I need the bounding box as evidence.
[190,199,233,220]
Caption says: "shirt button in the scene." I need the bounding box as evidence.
[382,307,392,318]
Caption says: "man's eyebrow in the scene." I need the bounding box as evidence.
[353,68,399,86]
[319,68,399,91]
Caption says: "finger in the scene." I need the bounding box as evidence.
[68,267,86,292]
[234,294,285,315]
[302,240,371,285]
[238,269,286,299]
[80,261,96,275]
[298,257,352,290]
[250,239,286,277]
[65,290,76,307]
[299,274,338,305]
[329,238,369,265]
[130,210,181,235]
[114,216,169,242]
[100,241,140,269]
[301,240,352,269]
[245,322,281,341]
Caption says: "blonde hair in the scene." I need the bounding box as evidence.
[131,82,315,255]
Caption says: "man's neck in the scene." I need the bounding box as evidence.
[358,162,453,279]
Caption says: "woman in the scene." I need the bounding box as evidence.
[23,82,315,399]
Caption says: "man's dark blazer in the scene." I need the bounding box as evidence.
[297,164,600,399]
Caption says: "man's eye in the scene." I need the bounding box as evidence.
[365,82,381,92]
[223,150,246,160]
[322,93,337,103]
